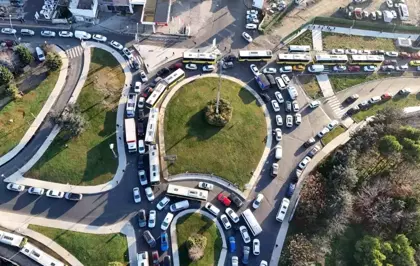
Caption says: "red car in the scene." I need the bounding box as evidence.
[217,193,231,207]
[381,93,393,100]
[152,250,159,266]
[141,87,153,99]
[348,65,360,72]
[170,62,183,70]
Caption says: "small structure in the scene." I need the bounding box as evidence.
[68,0,98,23]
[396,37,412,48]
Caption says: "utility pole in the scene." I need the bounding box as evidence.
[215,58,223,114]
[9,15,16,43]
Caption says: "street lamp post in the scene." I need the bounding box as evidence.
[136,22,139,41]
[9,15,17,43]
[109,143,117,158]
[215,58,223,114]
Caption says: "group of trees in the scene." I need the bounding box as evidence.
[282,108,420,266]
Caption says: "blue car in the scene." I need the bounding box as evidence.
[286,183,296,198]
[229,236,236,252]
[161,231,169,252]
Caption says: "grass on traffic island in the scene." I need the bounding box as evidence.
[296,75,323,99]
[289,31,313,47]
[322,33,397,51]
[0,71,59,156]
[321,125,346,146]
[352,94,420,122]
[164,78,266,189]
[28,225,128,266]
[26,48,125,185]
[176,213,222,266]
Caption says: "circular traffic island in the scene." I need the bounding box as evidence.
[164,77,266,189]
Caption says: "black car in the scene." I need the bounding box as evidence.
[307,145,321,158]
[138,155,145,169]
[138,209,147,227]
[358,100,369,110]
[157,67,170,77]
[345,94,359,103]
[64,192,83,201]
[163,255,172,266]
[224,55,237,62]
[137,123,145,137]
[259,93,271,102]
[265,74,276,87]
[347,106,360,115]
[141,87,153,98]
[286,183,296,198]
[230,194,244,208]
[132,59,140,70]
[303,137,316,148]
[143,230,156,248]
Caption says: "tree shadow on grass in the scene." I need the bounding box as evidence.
[186,107,222,141]
[238,87,256,105]
[97,108,117,137]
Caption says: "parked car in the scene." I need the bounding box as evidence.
[161,212,174,230]
[20,29,35,36]
[58,31,73,37]
[285,101,292,112]
[276,115,283,126]
[286,183,296,197]
[242,32,253,43]
[245,23,258,29]
[317,127,330,138]
[292,65,305,71]
[122,48,133,59]
[274,91,284,103]
[239,226,251,243]
[295,113,302,125]
[348,65,361,72]
[346,94,359,103]
[28,187,44,195]
[364,65,377,72]
[1,28,16,35]
[163,255,171,266]
[398,88,411,95]
[217,193,231,206]
[286,114,293,128]
[298,156,312,169]
[333,65,346,72]
[292,101,299,112]
[6,183,25,192]
[220,214,232,230]
[161,231,169,252]
[263,67,277,74]
[276,198,290,222]
[259,93,271,102]
[92,34,107,42]
[304,137,316,147]
[157,196,170,211]
[109,40,123,50]
[148,210,157,228]
[271,163,279,177]
[229,236,236,252]
[151,250,159,266]
[198,182,214,190]
[145,187,155,202]
[327,120,339,130]
[230,194,244,208]
[232,256,239,266]
[143,230,156,248]
[274,128,282,142]
[225,208,240,223]
[385,51,399,57]
[271,100,280,112]
[157,67,170,77]
[358,100,369,110]
[185,64,197,70]
[252,193,264,209]
[308,145,321,158]
[65,192,83,201]
[381,92,393,100]
[202,65,215,72]
[331,49,345,54]
[138,209,147,227]
[253,239,260,255]
[139,71,148,82]
[46,189,64,198]
[309,100,320,108]
[138,169,147,186]
[40,30,56,37]
[279,66,293,73]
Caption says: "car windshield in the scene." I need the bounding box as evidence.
[163,221,168,226]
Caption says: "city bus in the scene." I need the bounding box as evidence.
[166,184,208,201]
[145,107,159,144]
[241,209,262,236]
[238,50,273,61]
[164,68,185,88]
[277,53,312,65]
[314,54,348,65]
[183,52,217,64]
[288,45,311,53]
[146,82,167,107]
[349,55,385,65]
[148,143,160,185]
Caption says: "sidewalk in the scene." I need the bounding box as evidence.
[170,208,227,266]
[4,42,131,195]
[316,74,334,97]
[312,29,323,51]
[0,46,69,167]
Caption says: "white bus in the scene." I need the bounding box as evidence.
[149,143,160,185]
[126,93,137,117]
[137,251,149,266]
[164,69,185,88]
[145,107,159,144]
[288,45,311,53]
[183,52,217,64]
[398,4,409,21]
[21,243,65,266]
[349,55,384,65]
[166,184,208,201]
[146,82,167,108]
[277,53,312,65]
[238,50,273,61]
[0,230,24,247]
[241,208,262,236]
[314,54,348,65]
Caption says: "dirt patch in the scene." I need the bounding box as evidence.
[296,75,323,99]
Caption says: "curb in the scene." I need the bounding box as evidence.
[170,209,227,266]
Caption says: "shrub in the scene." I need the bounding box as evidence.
[15,45,33,66]
[46,52,62,71]
[204,98,233,127]
[5,83,20,100]
[186,234,207,262]
[0,65,13,86]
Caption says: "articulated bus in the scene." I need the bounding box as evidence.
[238,50,273,61]
[288,45,311,53]
[164,68,185,88]
[349,55,385,65]
[166,184,208,201]
[183,52,217,64]
[241,209,262,236]
[277,53,312,65]
[145,107,159,144]
[149,143,160,185]
[146,82,167,108]
[314,54,348,65]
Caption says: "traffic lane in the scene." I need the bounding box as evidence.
[0,244,39,266]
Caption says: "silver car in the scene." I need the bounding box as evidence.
[41,30,56,37]
[271,100,280,112]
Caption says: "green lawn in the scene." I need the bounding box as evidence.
[164,78,266,189]
[0,71,59,156]
[321,126,346,145]
[296,75,323,99]
[289,31,313,46]
[352,94,420,122]
[323,33,397,51]
[27,48,124,185]
[28,225,128,266]
[329,74,381,93]
[177,213,222,266]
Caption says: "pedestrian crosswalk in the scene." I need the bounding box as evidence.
[66,46,83,59]
[326,95,346,118]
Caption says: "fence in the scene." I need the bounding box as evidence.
[259,2,295,33]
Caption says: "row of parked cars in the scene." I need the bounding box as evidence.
[6,183,83,201]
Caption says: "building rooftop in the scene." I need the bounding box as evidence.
[142,0,171,24]
[69,0,94,10]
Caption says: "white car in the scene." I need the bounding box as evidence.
[1,28,16,35]
[202,65,215,72]
[109,40,123,51]
[122,48,133,59]
[253,239,260,255]
[145,187,155,202]
[260,261,268,266]
[309,100,320,108]
[138,169,147,185]
[134,81,141,93]
[317,127,330,138]
[148,210,156,228]
[138,96,145,109]
[220,214,232,230]
[20,29,35,36]
[386,0,393,8]
[28,187,44,195]
[157,196,170,210]
[133,187,141,203]
[327,120,339,130]
[239,225,251,243]
[6,183,25,192]
[232,256,239,266]
[250,64,259,75]
[295,113,302,125]
[161,212,174,230]
[333,65,346,72]
[185,64,197,70]
[139,70,148,83]
[263,67,277,74]
[397,64,408,71]
[46,189,64,199]
[274,91,284,103]
[298,156,312,169]
[92,34,107,42]
[286,115,293,128]
[245,23,258,30]
[369,96,381,104]
[281,74,290,84]
[385,51,399,57]
[247,10,258,15]
[198,182,214,190]
[272,162,279,177]
[252,193,264,209]
[271,100,280,112]
[41,30,56,37]
[331,49,345,54]
[274,128,282,142]
[58,31,73,37]
[277,198,290,222]
[225,208,240,223]
[242,32,253,43]
[279,66,292,73]
[364,65,377,72]
[292,101,299,112]
[276,115,283,126]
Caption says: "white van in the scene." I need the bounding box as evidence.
[205,202,220,216]
[170,200,189,212]
[35,47,45,62]
[276,198,290,222]
[307,64,325,73]
[74,30,92,40]
[287,86,298,100]
[275,145,282,160]
[275,77,286,89]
